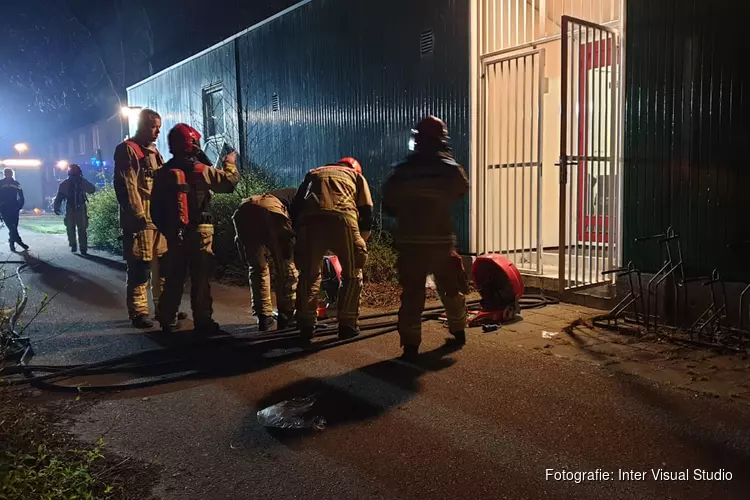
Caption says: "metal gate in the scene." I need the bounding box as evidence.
[559,16,620,290]
[479,49,545,274]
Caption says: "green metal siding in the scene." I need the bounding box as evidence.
[624,0,750,281]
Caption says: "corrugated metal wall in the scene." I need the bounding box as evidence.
[127,44,240,166]
[624,0,750,281]
[235,0,471,249]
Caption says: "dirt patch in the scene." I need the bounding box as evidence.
[0,388,161,499]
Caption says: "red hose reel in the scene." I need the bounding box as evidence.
[467,254,525,326]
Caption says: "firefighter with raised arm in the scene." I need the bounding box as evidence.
[382,116,470,361]
[290,157,373,343]
[233,188,298,331]
[151,124,240,333]
[54,164,96,254]
[114,109,168,329]
[0,168,29,252]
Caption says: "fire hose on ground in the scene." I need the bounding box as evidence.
[2,254,557,392]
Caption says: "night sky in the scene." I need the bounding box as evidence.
[0,0,297,156]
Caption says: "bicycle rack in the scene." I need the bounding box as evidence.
[592,261,645,332]
[689,269,729,343]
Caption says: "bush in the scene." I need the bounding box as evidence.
[212,170,283,283]
[364,228,398,284]
[87,187,123,255]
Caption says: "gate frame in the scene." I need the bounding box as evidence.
[478,48,546,274]
[558,15,622,292]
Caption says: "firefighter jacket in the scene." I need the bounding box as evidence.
[0,178,24,213]
[382,151,469,245]
[290,165,373,233]
[235,188,297,258]
[54,176,96,213]
[114,140,164,232]
[150,154,240,236]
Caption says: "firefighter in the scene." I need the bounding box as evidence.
[232,188,298,331]
[382,116,470,361]
[0,168,29,252]
[54,164,96,254]
[290,157,373,342]
[151,123,240,333]
[114,108,168,329]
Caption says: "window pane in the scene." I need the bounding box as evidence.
[203,88,224,137]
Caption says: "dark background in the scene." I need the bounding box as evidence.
[0,0,297,155]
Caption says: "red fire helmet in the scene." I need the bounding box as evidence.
[168,123,202,155]
[337,157,362,175]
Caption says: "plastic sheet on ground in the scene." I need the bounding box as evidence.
[257,395,326,430]
[542,331,559,339]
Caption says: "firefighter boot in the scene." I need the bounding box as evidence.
[401,345,419,362]
[132,315,154,329]
[338,325,360,341]
[277,312,294,330]
[450,330,466,345]
[257,315,276,332]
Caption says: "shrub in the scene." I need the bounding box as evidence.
[212,170,283,283]
[87,187,123,255]
[363,227,399,284]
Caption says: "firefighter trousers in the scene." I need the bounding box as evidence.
[396,243,468,347]
[238,239,297,318]
[124,229,167,320]
[157,225,215,326]
[64,208,88,251]
[1,210,23,245]
[295,214,367,329]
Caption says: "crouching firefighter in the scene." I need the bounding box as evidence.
[151,124,240,333]
[233,188,298,331]
[382,116,470,361]
[54,164,96,254]
[290,157,373,343]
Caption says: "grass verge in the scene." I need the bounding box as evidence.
[18,216,66,235]
[0,389,160,500]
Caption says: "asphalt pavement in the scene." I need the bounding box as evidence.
[5,220,750,500]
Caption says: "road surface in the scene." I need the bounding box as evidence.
[5,222,750,500]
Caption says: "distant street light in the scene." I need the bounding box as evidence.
[14,143,28,156]
[56,160,69,170]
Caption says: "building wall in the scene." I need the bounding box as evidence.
[127,43,240,167]
[624,0,750,281]
[234,0,471,249]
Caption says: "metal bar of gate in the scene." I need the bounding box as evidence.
[537,48,545,274]
[514,57,519,265]
[496,62,503,253]
[559,17,570,291]
[595,26,602,283]
[521,55,527,268]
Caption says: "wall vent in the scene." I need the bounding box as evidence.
[420,30,435,56]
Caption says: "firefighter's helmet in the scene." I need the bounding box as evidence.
[67,164,82,176]
[337,157,362,175]
[168,123,202,155]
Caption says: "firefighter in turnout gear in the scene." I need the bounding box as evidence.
[114,109,168,329]
[151,123,240,333]
[0,168,29,252]
[382,116,470,361]
[233,188,298,331]
[290,157,373,342]
[54,164,96,254]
